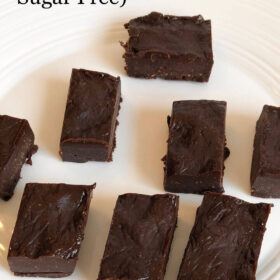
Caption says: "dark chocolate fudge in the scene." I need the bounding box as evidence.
[251,105,280,198]
[60,69,122,163]
[163,100,229,194]
[122,12,214,82]
[0,115,37,201]
[98,193,179,280]
[178,192,272,280]
[8,183,95,277]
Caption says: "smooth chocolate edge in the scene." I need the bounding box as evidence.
[14,272,72,278]
[164,184,224,195]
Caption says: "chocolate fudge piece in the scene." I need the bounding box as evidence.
[251,105,280,198]
[60,69,122,163]
[122,12,214,82]
[8,183,95,277]
[98,193,179,280]
[178,192,272,280]
[0,115,37,201]
[163,100,229,194]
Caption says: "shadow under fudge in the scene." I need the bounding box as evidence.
[0,212,19,273]
[37,78,69,159]
[77,196,116,280]
[0,180,26,272]
[134,107,169,190]
[224,113,258,195]
[164,201,200,280]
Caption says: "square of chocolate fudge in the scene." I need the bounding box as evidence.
[8,183,95,277]
[122,12,214,82]
[178,192,272,280]
[60,69,122,163]
[251,105,280,197]
[0,115,37,201]
[98,193,179,280]
[163,100,229,194]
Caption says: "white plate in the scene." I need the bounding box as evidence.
[0,0,280,279]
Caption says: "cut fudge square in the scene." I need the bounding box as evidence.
[122,12,214,82]
[60,69,122,163]
[0,115,37,201]
[178,192,272,280]
[163,100,229,194]
[98,193,179,280]
[8,183,95,277]
[251,105,280,198]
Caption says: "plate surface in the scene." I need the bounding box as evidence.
[0,0,280,279]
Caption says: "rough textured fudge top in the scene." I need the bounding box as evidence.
[8,183,94,260]
[178,192,272,280]
[0,115,31,168]
[98,193,179,280]
[166,100,226,177]
[124,12,212,58]
[255,105,280,173]
[61,69,121,144]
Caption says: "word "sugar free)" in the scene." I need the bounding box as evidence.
[18,0,127,9]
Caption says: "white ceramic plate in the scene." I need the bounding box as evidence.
[0,0,280,279]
